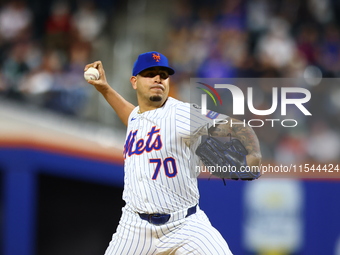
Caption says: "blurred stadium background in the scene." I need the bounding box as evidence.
[0,0,340,254]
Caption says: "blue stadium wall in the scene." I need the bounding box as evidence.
[0,146,340,255]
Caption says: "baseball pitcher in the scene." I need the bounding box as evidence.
[85,51,262,254]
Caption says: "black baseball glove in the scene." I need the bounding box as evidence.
[195,135,261,181]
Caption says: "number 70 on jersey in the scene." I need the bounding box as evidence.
[150,157,177,180]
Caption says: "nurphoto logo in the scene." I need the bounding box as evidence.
[197,83,312,128]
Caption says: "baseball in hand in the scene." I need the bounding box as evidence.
[84,67,100,81]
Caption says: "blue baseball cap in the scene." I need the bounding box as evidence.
[132,51,175,76]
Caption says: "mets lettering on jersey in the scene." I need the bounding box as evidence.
[124,126,162,157]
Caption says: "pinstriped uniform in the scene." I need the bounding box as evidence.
[104,97,232,255]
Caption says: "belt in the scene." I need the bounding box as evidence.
[138,205,197,225]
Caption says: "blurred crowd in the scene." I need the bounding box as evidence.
[1,0,340,164]
[165,0,340,164]
[0,0,111,115]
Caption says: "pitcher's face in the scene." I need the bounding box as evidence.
[131,67,170,105]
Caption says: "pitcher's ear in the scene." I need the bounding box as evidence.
[130,76,137,89]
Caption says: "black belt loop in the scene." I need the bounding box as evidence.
[185,204,197,218]
[139,205,197,225]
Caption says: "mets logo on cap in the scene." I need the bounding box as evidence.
[132,51,175,76]
[152,53,161,62]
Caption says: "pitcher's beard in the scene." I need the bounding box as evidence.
[149,95,162,102]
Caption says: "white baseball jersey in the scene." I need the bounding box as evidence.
[105,97,233,255]
[122,97,227,214]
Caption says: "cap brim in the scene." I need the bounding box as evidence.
[165,67,175,75]
[138,66,175,76]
